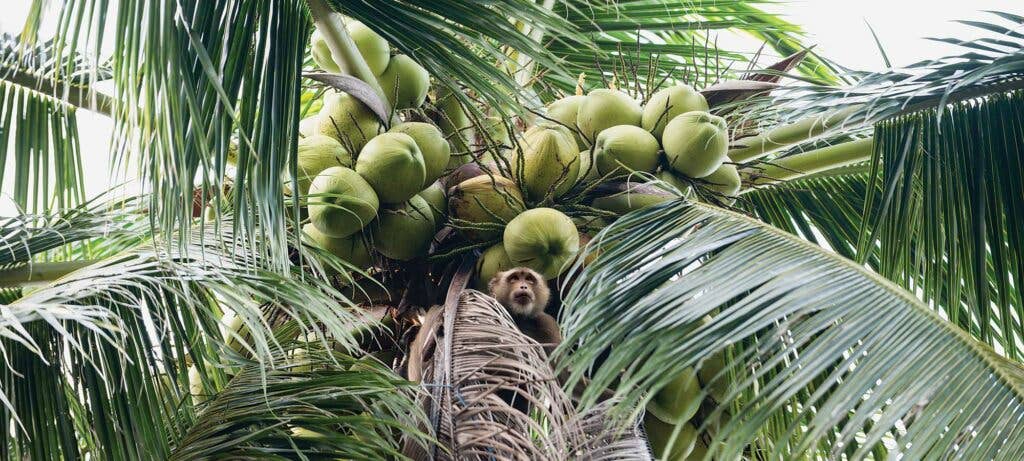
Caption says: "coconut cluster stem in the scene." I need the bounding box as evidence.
[740,137,874,188]
[0,261,98,287]
[1,64,114,117]
[306,0,388,106]
[729,106,861,163]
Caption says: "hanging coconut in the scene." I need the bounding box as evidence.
[697,348,729,404]
[355,132,426,204]
[299,115,319,138]
[435,87,473,165]
[591,182,675,216]
[662,111,729,179]
[302,223,373,269]
[644,414,700,461]
[441,163,490,190]
[503,208,580,279]
[388,122,450,186]
[287,135,353,196]
[307,166,380,238]
[417,181,446,225]
[379,55,430,110]
[309,31,340,73]
[576,149,601,185]
[345,21,391,76]
[593,125,660,177]
[641,84,709,139]
[447,175,525,242]
[473,243,515,290]
[371,195,436,261]
[700,163,741,204]
[317,91,383,154]
[545,95,587,147]
[510,124,580,201]
[575,89,642,143]
[656,169,693,195]
[647,367,702,424]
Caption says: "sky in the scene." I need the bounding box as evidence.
[0,0,1021,214]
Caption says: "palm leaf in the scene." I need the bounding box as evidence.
[558,199,1024,459]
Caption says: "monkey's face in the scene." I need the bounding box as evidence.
[503,270,540,315]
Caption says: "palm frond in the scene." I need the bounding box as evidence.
[1,211,383,458]
[170,344,427,460]
[558,199,1024,459]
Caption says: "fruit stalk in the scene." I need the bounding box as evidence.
[741,137,874,188]
[306,0,389,106]
[728,106,861,163]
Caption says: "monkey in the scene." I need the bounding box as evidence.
[487,267,562,356]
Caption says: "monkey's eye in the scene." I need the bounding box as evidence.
[525,275,536,283]
[509,275,519,282]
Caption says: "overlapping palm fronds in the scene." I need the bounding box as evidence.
[406,289,650,460]
[558,199,1024,459]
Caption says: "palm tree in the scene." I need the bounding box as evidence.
[1,0,1022,459]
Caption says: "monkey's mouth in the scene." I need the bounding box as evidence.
[513,292,533,304]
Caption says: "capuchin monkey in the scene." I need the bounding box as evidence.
[488,267,562,355]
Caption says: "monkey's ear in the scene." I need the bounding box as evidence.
[488,270,505,292]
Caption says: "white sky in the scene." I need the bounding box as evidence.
[0,0,1021,215]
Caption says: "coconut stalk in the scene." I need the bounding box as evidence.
[1,64,114,117]
[740,137,874,188]
[0,261,97,287]
[728,106,861,163]
[306,0,389,108]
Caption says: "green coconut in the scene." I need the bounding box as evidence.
[700,163,741,204]
[436,88,473,160]
[287,135,353,196]
[647,367,702,424]
[447,175,525,242]
[309,31,340,73]
[546,95,587,147]
[388,122,450,187]
[591,183,674,216]
[644,414,699,461]
[346,20,390,76]
[575,89,641,143]
[593,125,660,177]
[417,181,446,224]
[511,124,580,201]
[355,132,426,203]
[379,55,429,110]
[698,349,730,404]
[662,111,729,179]
[503,208,580,279]
[641,84,709,139]
[317,91,383,153]
[474,243,515,290]
[371,195,436,261]
[308,166,380,238]
[299,115,319,138]
[576,149,601,185]
[302,223,372,268]
[656,169,693,195]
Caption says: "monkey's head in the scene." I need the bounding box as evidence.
[488,267,550,317]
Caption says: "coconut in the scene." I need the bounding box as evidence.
[698,349,729,403]
[436,88,473,160]
[473,243,515,290]
[371,195,436,261]
[591,182,674,216]
[656,169,693,195]
[503,208,580,279]
[308,166,380,238]
[572,215,608,235]
[442,163,489,189]
[379,55,429,110]
[317,91,383,153]
[575,89,641,143]
[593,125,660,177]
[576,149,601,185]
[448,175,525,242]
[299,115,319,138]
[546,95,587,147]
[346,20,390,75]
[417,181,447,224]
[700,163,741,204]
[647,367,702,424]
[389,122,450,186]
[641,84,709,139]
[511,124,580,201]
[644,414,699,461]
[287,135,353,196]
[309,31,340,73]
[355,132,426,203]
[662,111,729,179]
[302,223,372,268]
